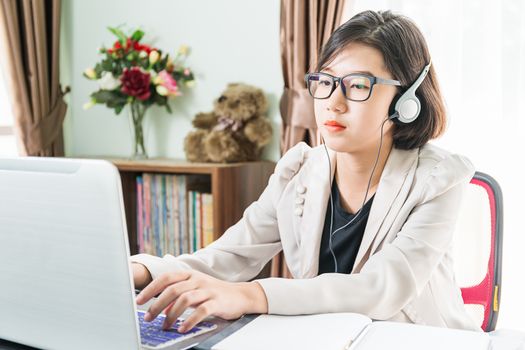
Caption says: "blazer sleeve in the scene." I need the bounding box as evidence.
[256,154,475,320]
[130,142,310,282]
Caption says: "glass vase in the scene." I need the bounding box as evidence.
[129,101,148,159]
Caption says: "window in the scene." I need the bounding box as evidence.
[0,63,18,157]
[344,0,525,330]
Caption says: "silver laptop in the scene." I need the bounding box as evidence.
[0,157,217,350]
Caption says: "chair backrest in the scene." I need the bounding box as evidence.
[453,171,503,331]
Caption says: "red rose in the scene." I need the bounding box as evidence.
[107,38,154,55]
[107,40,123,54]
[120,67,151,100]
[133,41,153,54]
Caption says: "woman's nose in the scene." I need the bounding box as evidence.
[326,86,348,114]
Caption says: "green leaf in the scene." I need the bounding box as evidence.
[108,26,127,45]
[114,104,125,115]
[153,92,166,105]
[94,63,104,76]
[91,90,124,104]
[131,29,144,42]
[107,98,127,108]
[165,102,172,114]
[91,90,111,103]
[101,58,113,71]
[156,55,168,71]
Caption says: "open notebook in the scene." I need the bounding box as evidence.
[211,313,491,350]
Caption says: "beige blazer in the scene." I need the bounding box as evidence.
[131,142,480,331]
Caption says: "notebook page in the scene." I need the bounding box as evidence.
[349,321,490,350]
[212,313,371,350]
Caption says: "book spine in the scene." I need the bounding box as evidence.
[165,175,173,255]
[172,175,180,256]
[177,176,186,254]
[188,190,194,253]
[197,192,203,250]
[195,191,199,252]
[161,175,167,256]
[180,176,188,254]
[153,174,160,257]
[136,176,143,253]
[203,193,214,246]
[143,174,152,255]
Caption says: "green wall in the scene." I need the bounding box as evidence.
[61,0,282,161]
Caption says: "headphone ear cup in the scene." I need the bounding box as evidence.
[388,93,402,124]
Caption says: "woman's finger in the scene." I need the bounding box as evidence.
[145,280,197,321]
[178,301,216,333]
[163,289,210,330]
[136,271,191,305]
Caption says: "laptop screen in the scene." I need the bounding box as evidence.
[0,157,141,350]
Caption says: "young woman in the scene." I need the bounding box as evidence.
[131,10,479,333]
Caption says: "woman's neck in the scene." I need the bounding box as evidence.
[334,140,393,205]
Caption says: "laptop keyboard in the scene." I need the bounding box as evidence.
[138,310,216,348]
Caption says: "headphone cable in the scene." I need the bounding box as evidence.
[323,117,391,273]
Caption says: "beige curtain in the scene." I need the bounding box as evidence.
[0,0,67,156]
[272,0,345,278]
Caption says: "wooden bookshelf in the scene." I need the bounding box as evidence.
[106,158,276,256]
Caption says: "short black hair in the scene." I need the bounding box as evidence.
[316,10,446,150]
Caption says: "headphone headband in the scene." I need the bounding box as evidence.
[391,61,432,124]
[405,61,432,95]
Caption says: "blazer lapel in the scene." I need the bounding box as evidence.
[352,147,419,273]
[298,146,336,278]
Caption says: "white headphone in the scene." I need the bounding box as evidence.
[322,61,432,273]
[389,61,432,124]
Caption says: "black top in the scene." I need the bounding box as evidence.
[318,180,375,275]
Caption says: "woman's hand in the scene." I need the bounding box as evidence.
[132,263,153,290]
[135,270,268,332]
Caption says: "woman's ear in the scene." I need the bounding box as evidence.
[388,93,402,124]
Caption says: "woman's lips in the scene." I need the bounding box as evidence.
[324,120,346,132]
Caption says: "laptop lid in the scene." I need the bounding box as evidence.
[0,157,141,350]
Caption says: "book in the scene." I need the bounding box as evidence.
[188,190,195,253]
[136,176,144,253]
[142,173,152,254]
[177,175,188,254]
[161,175,168,255]
[136,174,215,257]
[171,175,180,255]
[164,175,174,255]
[196,192,202,251]
[153,174,161,256]
[211,313,491,350]
[349,321,490,350]
[202,193,214,247]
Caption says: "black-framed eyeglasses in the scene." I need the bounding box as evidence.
[304,72,402,102]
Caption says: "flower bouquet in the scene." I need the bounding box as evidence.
[83,26,195,158]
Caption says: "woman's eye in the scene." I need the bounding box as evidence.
[319,80,332,87]
[351,83,369,90]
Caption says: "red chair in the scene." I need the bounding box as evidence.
[453,172,503,331]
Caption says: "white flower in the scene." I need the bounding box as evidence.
[83,99,96,110]
[98,72,120,90]
[185,80,195,88]
[139,51,148,59]
[178,45,189,55]
[156,85,168,96]
[84,68,97,80]
[153,75,162,85]
[149,50,160,65]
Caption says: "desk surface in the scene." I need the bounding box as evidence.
[2,317,524,350]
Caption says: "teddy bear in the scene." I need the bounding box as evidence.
[184,83,273,163]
